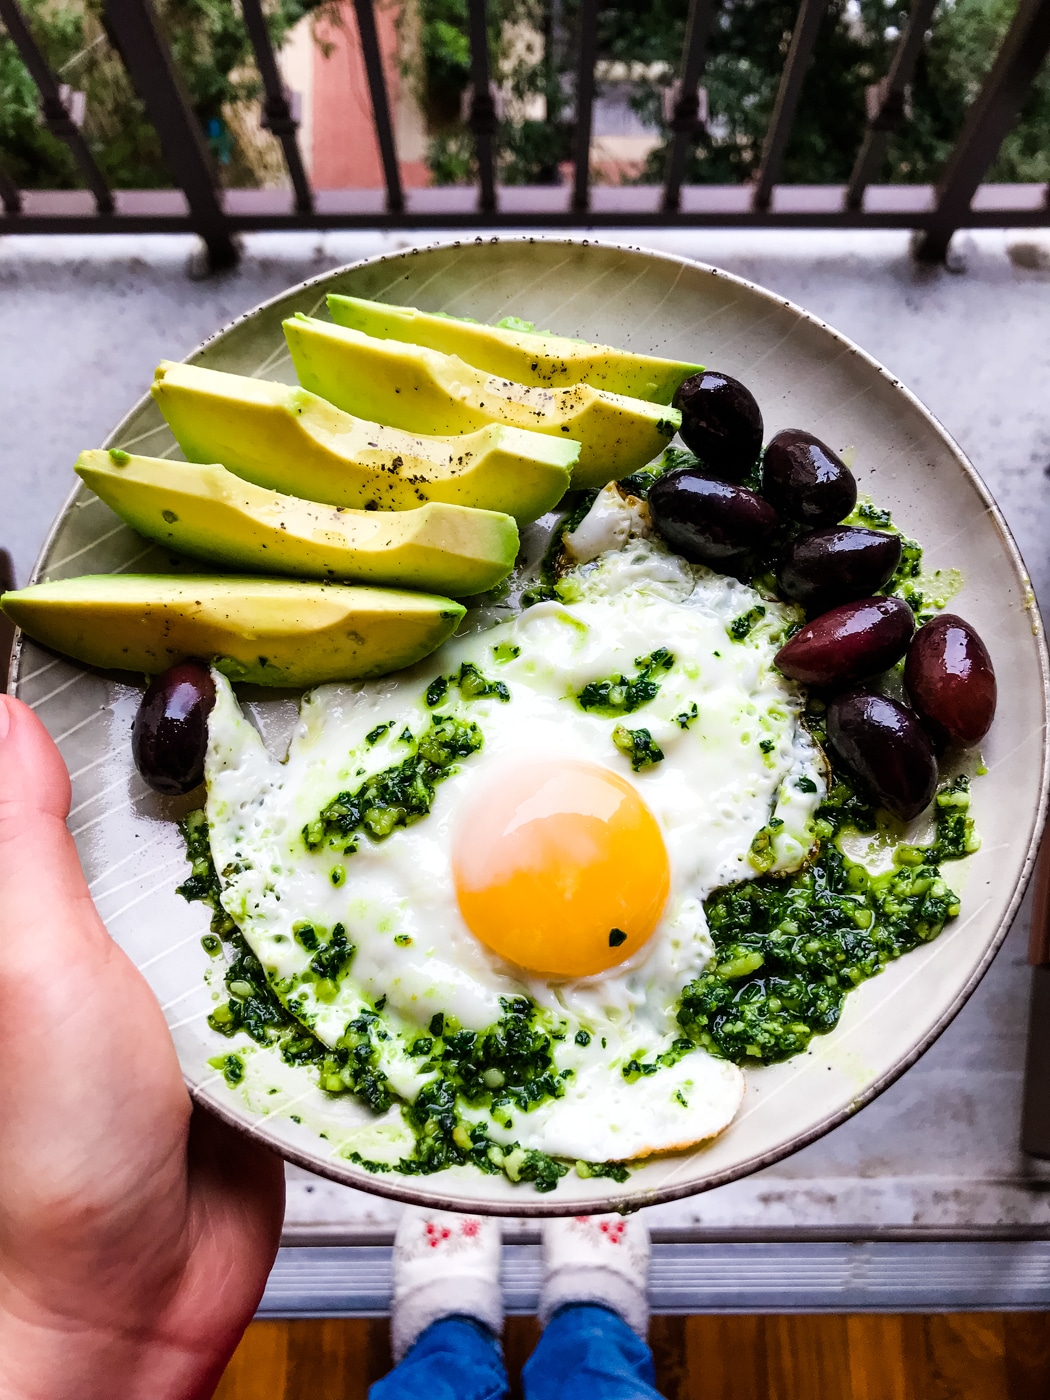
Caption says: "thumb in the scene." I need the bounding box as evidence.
[0,694,111,966]
[0,693,192,1227]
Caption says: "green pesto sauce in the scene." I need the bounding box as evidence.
[576,647,674,715]
[612,723,664,771]
[302,664,512,857]
[207,1051,245,1086]
[427,661,510,707]
[728,605,766,641]
[674,774,976,1064]
[302,713,483,855]
[846,498,962,622]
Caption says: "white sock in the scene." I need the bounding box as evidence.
[539,1213,651,1339]
[389,1207,504,1362]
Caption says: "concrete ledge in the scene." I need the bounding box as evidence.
[259,1240,1050,1316]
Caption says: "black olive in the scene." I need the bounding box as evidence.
[778,526,902,612]
[826,689,938,821]
[774,596,915,688]
[648,467,780,570]
[904,614,996,747]
[132,660,216,796]
[762,429,857,527]
[672,370,764,481]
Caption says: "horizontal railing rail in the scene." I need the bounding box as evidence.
[0,0,1048,268]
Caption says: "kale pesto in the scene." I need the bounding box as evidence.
[612,724,664,771]
[746,817,786,874]
[576,648,674,715]
[675,775,976,1064]
[208,1052,245,1087]
[728,605,766,641]
[318,1008,395,1112]
[343,996,631,1191]
[177,808,235,936]
[302,714,483,855]
[846,500,933,617]
[427,661,510,707]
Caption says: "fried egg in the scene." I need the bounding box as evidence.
[205,520,825,1166]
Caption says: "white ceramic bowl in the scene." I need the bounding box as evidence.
[12,237,1049,1216]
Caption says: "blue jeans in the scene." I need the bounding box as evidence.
[370,1303,663,1400]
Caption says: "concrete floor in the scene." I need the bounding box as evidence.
[3,225,1050,1235]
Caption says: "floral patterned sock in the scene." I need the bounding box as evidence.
[390,1207,504,1361]
[538,1213,650,1338]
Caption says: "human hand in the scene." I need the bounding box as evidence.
[0,695,285,1400]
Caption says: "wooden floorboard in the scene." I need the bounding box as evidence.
[214,1314,1050,1398]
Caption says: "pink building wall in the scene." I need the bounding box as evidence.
[311,1,428,189]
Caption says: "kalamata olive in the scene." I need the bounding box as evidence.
[827,689,938,821]
[762,429,857,527]
[775,596,915,688]
[648,467,780,570]
[904,614,996,747]
[132,660,216,796]
[778,526,902,612]
[672,370,764,480]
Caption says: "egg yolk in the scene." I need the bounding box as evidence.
[452,759,670,977]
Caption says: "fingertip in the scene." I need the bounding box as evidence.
[0,694,72,819]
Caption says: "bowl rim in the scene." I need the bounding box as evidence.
[13,233,1050,1217]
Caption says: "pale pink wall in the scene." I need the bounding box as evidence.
[311,1,428,189]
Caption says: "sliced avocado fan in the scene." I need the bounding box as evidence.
[152,361,575,525]
[283,316,681,491]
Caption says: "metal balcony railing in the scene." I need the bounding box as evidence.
[1,0,1049,269]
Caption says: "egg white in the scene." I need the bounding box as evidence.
[205,529,825,1164]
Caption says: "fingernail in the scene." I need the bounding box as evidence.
[0,696,11,743]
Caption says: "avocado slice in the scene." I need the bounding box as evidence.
[152,362,574,525]
[283,317,681,491]
[75,449,518,598]
[1,575,464,686]
[327,293,702,403]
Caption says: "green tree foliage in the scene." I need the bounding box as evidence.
[4,0,1047,191]
[886,0,1050,181]
[0,2,84,188]
[0,0,330,190]
[412,0,572,183]
[416,0,1050,186]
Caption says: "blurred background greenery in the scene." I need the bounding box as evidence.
[2,0,1047,191]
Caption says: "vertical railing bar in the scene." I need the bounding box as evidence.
[351,0,404,215]
[466,0,497,213]
[752,0,830,211]
[662,0,715,212]
[571,0,599,214]
[915,0,1050,260]
[103,0,237,268]
[0,0,113,214]
[239,0,313,215]
[0,159,21,214]
[846,0,938,210]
